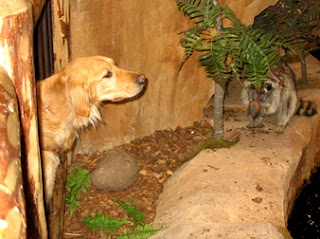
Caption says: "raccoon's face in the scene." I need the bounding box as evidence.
[247,80,274,101]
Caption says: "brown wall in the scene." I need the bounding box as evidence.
[70,0,214,152]
[69,0,277,153]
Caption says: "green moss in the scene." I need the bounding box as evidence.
[181,137,237,163]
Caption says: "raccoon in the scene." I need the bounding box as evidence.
[241,63,317,133]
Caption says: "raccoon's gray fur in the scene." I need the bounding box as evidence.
[241,63,317,133]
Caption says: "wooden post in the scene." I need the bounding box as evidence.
[26,0,46,25]
[47,1,70,238]
[0,1,48,238]
[0,66,26,239]
[51,0,70,72]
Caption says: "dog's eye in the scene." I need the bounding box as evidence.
[103,71,113,78]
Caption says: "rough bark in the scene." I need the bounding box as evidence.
[48,155,67,239]
[49,2,71,238]
[26,0,46,25]
[51,0,70,72]
[0,1,47,238]
[0,66,26,239]
[213,0,225,140]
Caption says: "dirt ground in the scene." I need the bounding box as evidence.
[62,118,226,238]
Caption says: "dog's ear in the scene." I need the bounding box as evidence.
[69,84,90,117]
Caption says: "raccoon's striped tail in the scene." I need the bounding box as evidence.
[296,99,317,116]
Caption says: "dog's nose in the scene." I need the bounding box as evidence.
[136,74,146,86]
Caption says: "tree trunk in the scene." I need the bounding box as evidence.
[213,0,225,140]
[0,1,47,238]
[0,66,26,239]
[214,82,225,139]
[300,52,308,85]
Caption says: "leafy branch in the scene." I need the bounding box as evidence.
[177,0,288,90]
[253,0,320,84]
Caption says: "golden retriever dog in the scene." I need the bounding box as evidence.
[37,56,146,210]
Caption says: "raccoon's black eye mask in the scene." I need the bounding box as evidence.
[264,83,273,91]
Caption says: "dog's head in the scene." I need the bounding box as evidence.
[65,56,146,117]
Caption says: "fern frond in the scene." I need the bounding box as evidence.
[83,213,129,234]
[236,26,281,84]
[254,0,320,58]
[177,0,221,28]
[222,5,243,28]
[66,167,91,217]
[116,224,162,239]
[178,32,206,70]
[177,0,285,90]
[113,198,147,227]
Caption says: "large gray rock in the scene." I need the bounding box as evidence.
[91,148,138,190]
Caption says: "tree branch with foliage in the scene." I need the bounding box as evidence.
[176,0,290,139]
[253,0,320,84]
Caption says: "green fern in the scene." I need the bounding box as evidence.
[254,0,320,52]
[254,0,320,83]
[113,198,147,227]
[177,0,287,90]
[65,167,160,238]
[177,0,221,70]
[65,167,91,216]
[82,212,129,234]
[116,224,162,239]
[83,198,161,238]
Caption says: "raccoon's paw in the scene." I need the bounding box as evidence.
[246,121,260,128]
[260,105,270,116]
[275,125,285,133]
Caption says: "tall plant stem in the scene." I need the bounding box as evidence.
[213,0,225,139]
[214,82,225,139]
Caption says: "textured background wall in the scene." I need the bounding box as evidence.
[70,0,277,152]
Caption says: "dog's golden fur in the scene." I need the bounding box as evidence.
[37,56,145,209]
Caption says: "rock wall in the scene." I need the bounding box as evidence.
[70,0,277,152]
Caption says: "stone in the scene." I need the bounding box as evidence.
[91,148,138,190]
